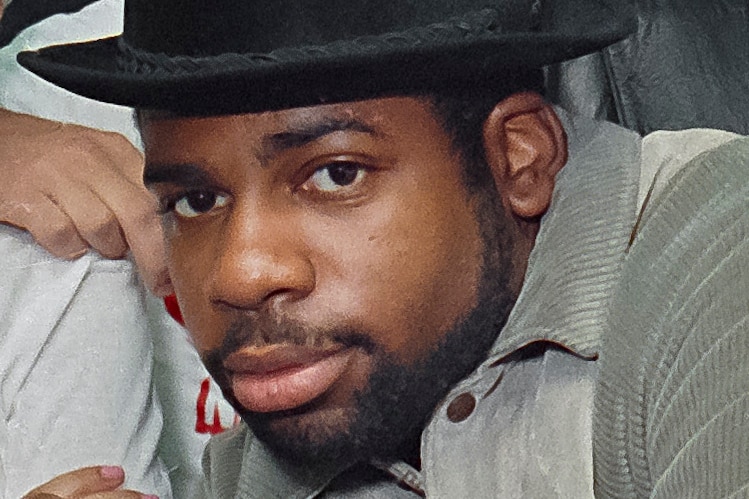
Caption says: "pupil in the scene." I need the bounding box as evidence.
[187,191,216,213]
[328,164,358,186]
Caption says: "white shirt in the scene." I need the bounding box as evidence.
[0,226,171,498]
[0,1,235,496]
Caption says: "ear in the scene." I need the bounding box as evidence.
[482,91,567,219]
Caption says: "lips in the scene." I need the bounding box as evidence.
[224,344,354,413]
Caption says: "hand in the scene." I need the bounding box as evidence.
[23,466,157,499]
[0,109,173,296]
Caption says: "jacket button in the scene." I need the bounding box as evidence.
[446,392,476,423]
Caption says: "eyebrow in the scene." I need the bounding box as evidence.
[143,162,214,187]
[143,115,380,185]
[259,116,378,162]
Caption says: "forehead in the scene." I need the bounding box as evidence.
[140,96,440,146]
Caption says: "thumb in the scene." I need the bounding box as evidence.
[24,466,125,498]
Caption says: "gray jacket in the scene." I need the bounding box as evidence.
[196,114,749,498]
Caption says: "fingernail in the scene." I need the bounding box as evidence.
[66,248,88,259]
[100,465,124,480]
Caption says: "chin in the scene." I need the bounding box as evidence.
[242,404,362,464]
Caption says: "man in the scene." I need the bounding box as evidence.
[16,0,749,497]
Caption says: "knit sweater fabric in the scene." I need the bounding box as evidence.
[594,137,749,498]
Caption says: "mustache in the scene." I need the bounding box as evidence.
[213,313,377,363]
[203,313,377,417]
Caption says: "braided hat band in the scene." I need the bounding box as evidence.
[117,9,506,76]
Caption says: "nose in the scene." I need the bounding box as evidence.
[208,204,315,312]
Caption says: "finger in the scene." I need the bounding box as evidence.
[83,490,157,499]
[77,157,171,296]
[98,184,170,296]
[2,193,88,259]
[69,130,172,295]
[43,176,128,259]
[24,466,124,498]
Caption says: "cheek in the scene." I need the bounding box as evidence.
[165,226,227,353]
[309,179,485,361]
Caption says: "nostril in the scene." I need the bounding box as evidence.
[207,256,316,312]
[209,286,311,315]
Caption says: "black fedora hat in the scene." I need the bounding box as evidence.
[17,0,636,115]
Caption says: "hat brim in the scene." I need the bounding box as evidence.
[18,24,632,115]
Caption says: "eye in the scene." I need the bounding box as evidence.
[172,190,230,218]
[306,162,366,193]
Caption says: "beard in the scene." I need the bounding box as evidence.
[203,186,517,466]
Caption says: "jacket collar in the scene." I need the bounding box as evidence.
[487,107,641,362]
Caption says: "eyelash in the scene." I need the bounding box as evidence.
[158,193,183,215]
[158,191,212,214]
[158,197,176,215]
[300,161,370,196]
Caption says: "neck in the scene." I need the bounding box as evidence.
[506,217,538,298]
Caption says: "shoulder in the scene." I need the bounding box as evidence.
[638,128,742,208]
[594,136,749,498]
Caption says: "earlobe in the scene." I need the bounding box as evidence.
[483,92,567,219]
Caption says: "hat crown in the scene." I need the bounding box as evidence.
[19,0,635,115]
[123,0,542,56]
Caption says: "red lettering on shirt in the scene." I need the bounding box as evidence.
[196,378,225,435]
[163,294,185,326]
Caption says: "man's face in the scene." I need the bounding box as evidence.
[142,97,519,463]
